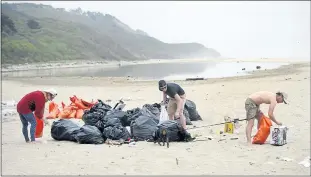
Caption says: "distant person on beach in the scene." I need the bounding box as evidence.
[245,91,288,143]
[158,80,187,129]
[17,89,57,143]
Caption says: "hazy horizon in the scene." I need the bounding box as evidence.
[3,1,311,60]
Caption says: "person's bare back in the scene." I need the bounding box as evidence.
[248,91,276,105]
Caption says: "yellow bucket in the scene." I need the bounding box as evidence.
[224,122,234,134]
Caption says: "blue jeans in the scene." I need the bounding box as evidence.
[19,113,37,142]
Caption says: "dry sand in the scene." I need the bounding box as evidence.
[1,61,310,175]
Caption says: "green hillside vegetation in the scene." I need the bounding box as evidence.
[1,3,221,64]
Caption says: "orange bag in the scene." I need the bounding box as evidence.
[58,106,72,119]
[81,99,96,108]
[76,109,84,119]
[68,109,77,118]
[35,115,44,138]
[252,114,272,144]
[70,95,89,110]
[46,102,60,119]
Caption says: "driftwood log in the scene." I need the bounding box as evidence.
[185,77,205,81]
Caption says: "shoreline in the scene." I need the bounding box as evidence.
[2,62,309,85]
[1,58,308,73]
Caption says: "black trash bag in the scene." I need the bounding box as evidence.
[140,106,158,119]
[105,118,122,128]
[124,108,141,126]
[103,110,128,124]
[91,99,112,112]
[82,111,104,126]
[94,115,123,132]
[130,115,159,141]
[184,100,202,121]
[95,120,105,132]
[93,110,127,131]
[125,106,158,127]
[142,104,161,118]
[153,120,193,142]
[183,109,193,125]
[51,119,81,142]
[75,125,104,144]
[102,125,131,141]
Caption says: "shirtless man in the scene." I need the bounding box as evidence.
[245,91,288,143]
[158,80,187,130]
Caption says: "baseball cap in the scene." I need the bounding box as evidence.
[44,88,58,97]
[158,80,167,91]
[277,91,288,104]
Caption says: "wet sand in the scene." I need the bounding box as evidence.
[1,60,310,175]
[1,58,306,72]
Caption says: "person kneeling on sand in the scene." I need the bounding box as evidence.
[245,91,288,143]
[17,89,57,143]
[158,80,187,130]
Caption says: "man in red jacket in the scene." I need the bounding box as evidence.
[17,89,57,143]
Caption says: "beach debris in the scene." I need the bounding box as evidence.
[230,137,239,140]
[1,99,17,106]
[105,139,124,145]
[298,156,310,168]
[176,158,179,165]
[280,157,294,162]
[208,136,214,140]
[249,162,255,165]
[242,68,246,70]
[224,116,232,122]
[193,135,214,142]
[218,138,226,142]
[185,77,204,81]
[256,65,261,69]
[1,99,18,118]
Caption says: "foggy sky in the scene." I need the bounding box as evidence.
[4,1,311,59]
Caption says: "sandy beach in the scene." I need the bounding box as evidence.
[1,60,310,175]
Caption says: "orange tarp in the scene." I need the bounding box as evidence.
[35,115,44,138]
[252,114,273,144]
[47,95,96,119]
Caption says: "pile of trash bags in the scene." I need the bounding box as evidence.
[51,98,202,145]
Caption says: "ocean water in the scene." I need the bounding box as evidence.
[2,61,288,80]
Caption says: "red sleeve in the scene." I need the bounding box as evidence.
[34,95,45,119]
